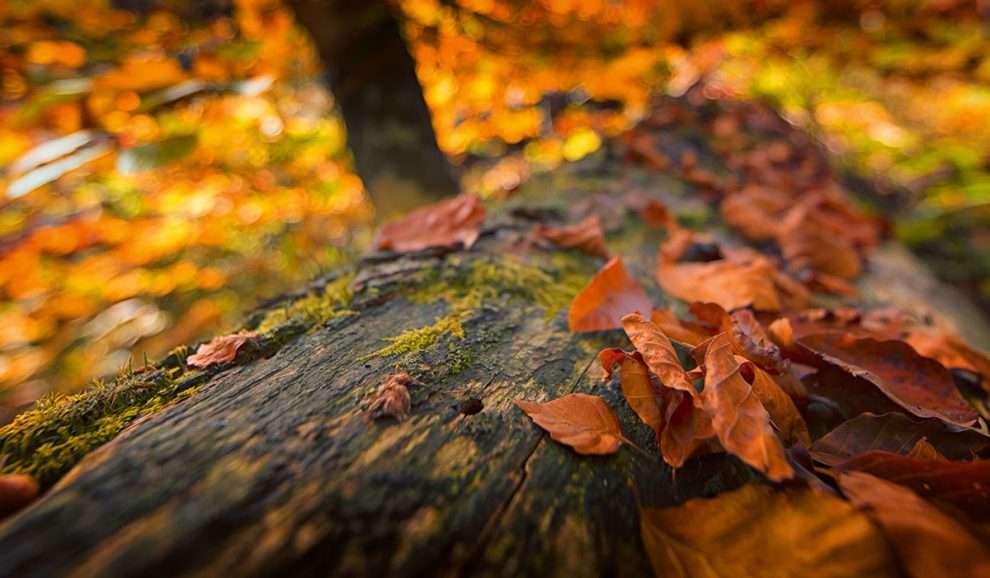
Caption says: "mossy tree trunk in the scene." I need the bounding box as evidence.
[1,107,989,578]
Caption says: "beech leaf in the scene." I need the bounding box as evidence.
[701,333,793,480]
[796,332,978,428]
[568,255,652,332]
[737,357,810,447]
[186,329,259,368]
[621,312,696,394]
[836,451,990,522]
[373,193,485,253]
[838,471,990,578]
[536,215,610,259]
[810,412,988,466]
[640,483,898,578]
[515,393,631,455]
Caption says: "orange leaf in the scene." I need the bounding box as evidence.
[778,203,862,279]
[0,474,39,519]
[701,333,793,480]
[373,194,485,253]
[906,438,945,461]
[515,393,629,455]
[690,302,786,374]
[795,332,978,428]
[568,255,652,332]
[601,350,666,440]
[719,185,790,242]
[838,471,990,578]
[656,242,806,312]
[186,329,259,368]
[599,348,713,467]
[737,357,810,446]
[536,215,610,259]
[650,308,713,347]
[640,484,898,578]
[621,312,695,394]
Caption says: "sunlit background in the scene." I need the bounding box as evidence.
[1,0,988,422]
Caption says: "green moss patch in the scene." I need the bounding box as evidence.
[0,368,206,488]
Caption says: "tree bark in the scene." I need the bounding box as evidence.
[288,0,460,215]
[1,102,988,578]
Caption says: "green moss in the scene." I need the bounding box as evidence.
[0,368,207,488]
[360,315,464,361]
[407,255,591,321]
[255,271,357,332]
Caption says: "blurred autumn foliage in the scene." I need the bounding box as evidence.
[1,0,989,418]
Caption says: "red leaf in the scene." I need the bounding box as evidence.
[811,412,989,466]
[796,332,978,428]
[836,451,990,522]
[568,255,652,332]
[373,194,485,253]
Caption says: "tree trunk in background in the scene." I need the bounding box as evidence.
[289,0,460,215]
[1,98,989,577]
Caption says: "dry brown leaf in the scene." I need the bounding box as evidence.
[650,308,713,347]
[810,412,989,467]
[719,185,790,242]
[701,333,793,480]
[373,193,485,253]
[536,215,610,259]
[836,451,990,522]
[601,350,667,442]
[187,329,259,368]
[905,438,945,461]
[0,474,39,519]
[568,255,652,332]
[737,358,810,447]
[600,347,714,468]
[795,332,978,428]
[515,393,631,455]
[778,203,862,279]
[907,327,990,394]
[621,312,695,394]
[656,239,808,312]
[640,483,898,578]
[366,373,412,420]
[838,471,990,578]
[690,303,786,374]
[639,199,677,230]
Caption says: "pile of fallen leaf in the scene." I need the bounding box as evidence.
[516,99,990,577]
[360,97,990,576]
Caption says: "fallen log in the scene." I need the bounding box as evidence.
[1,97,988,578]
